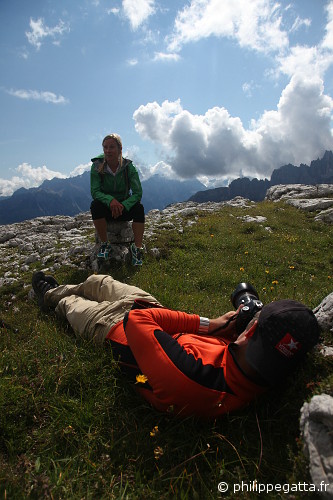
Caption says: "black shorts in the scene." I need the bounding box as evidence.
[90,199,145,223]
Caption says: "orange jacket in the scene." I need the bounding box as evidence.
[107,307,266,418]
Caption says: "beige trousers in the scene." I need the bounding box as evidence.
[44,274,160,344]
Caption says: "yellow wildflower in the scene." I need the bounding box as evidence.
[154,446,164,459]
[272,280,279,285]
[135,373,148,384]
[240,267,245,272]
[150,425,159,437]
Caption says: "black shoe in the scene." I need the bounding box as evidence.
[32,271,59,309]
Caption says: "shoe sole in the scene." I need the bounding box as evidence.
[32,271,59,310]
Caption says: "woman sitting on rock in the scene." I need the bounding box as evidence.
[90,133,145,266]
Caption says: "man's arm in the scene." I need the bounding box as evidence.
[123,308,231,416]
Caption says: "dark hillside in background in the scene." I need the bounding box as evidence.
[0,172,205,225]
[0,173,91,225]
[189,150,333,203]
[0,151,332,225]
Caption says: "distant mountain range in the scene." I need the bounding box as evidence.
[0,172,204,225]
[189,150,333,203]
[0,151,332,225]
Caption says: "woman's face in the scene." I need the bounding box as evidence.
[103,137,120,164]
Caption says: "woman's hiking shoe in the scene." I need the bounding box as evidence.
[97,242,111,260]
[32,271,59,309]
[130,243,143,266]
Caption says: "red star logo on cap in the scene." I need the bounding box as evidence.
[275,333,301,358]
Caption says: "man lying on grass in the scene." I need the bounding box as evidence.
[32,272,320,418]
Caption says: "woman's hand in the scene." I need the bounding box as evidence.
[110,199,124,218]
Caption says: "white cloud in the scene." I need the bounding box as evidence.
[0,161,93,197]
[149,161,177,178]
[0,163,67,197]
[275,2,333,80]
[167,0,289,54]
[153,52,181,62]
[133,76,333,180]
[276,45,331,79]
[25,18,70,50]
[107,8,120,16]
[322,1,333,51]
[122,0,155,30]
[290,16,311,33]
[134,99,183,143]
[127,58,139,66]
[242,80,261,97]
[70,162,92,177]
[6,88,69,104]
[252,74,333,173]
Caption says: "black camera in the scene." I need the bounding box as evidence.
[231,283,264,334]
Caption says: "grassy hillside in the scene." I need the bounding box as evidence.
[1,200,332,499]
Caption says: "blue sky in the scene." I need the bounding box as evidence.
[1,0,333,196]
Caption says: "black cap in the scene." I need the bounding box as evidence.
[246,299,320,386]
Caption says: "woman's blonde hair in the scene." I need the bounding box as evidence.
[102,133,122,151]
[99,133,123,172]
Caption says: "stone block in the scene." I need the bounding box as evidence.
[91,221,134,269]
[95,221,134,244]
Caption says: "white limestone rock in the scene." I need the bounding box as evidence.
[286,198,333,212]
[314,292,333,333]
[300,394,333,499]
[315,207,333,223]
[265,184,333,201]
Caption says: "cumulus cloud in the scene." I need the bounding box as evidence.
[0,163,67,197]
[167,0,289,54]
[132,0,333,181]
[0,161,94,197]
[149,161,178,178]
[25,18,70,50]
[133,75,333,180]
[6,88,69,104]
[122,0,155,30]
[275,46,330,80]
[69,162,91,177]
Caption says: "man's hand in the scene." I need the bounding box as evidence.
[110,199,124,218]
[208,306,242,340]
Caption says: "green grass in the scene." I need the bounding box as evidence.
[0,200,332,499]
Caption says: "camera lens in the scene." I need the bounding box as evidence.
[230,283,264,334]
[231,282,259,309]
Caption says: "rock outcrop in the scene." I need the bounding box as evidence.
[300,394,333,499]
[265,184,333,223]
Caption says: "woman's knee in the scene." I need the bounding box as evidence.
[91,199,109,220]
[131,202,145,223]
